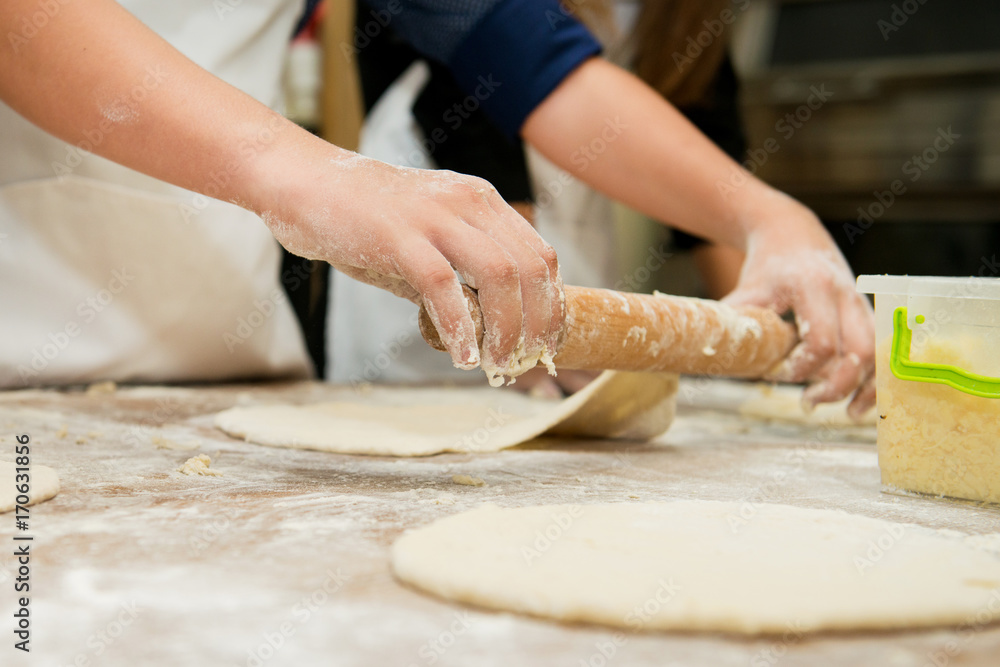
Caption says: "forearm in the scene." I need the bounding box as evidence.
[522,58,788,250]
[0,0,325,212]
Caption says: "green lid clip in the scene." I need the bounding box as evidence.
[891,307,1000,399]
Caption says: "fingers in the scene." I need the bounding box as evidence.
[426,223,525,381]
[391,239,480,370]
[722,283,786,313]
[801,354,861,411]
[848,370,877,420]
[729,259,876,418]
[765,287,841,385]
[480,189,565,357]
[427,176,563,383]
[801,292,876,411]
[459,180,564,367]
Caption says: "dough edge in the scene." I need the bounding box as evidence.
[0,462,60,513]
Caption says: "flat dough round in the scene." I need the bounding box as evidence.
[739,384,876,426]
[1,462,60,513]
[391,501,1000,634]
[215,371,678,456]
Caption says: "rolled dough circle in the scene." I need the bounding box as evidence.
[738,384,877,426]
[1,462,60,513]
[214,371,678,457]
[391,501,1000,634]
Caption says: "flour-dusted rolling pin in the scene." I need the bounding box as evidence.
[418,285,797,378]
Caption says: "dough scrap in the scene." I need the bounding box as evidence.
[178,454,222,477]
[85,380,118,396]
[214,371,678,457]
[1,462,60,513]
[391,501,1000,635]
[152,435,200,451]
[451,474,485,487]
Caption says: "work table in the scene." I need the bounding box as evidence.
[1,380,998,667]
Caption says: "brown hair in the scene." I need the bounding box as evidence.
[563,0,619,44]
[566,0,734,108]
[633,0,732,107]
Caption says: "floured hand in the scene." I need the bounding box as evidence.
[724,192,875,420]
[255,147,564,386]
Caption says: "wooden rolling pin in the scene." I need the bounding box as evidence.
[418,285,797,378]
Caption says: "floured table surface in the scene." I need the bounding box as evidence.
[0,379,998,667]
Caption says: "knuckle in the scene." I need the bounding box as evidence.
[459,177,494,199]
[808,335,837,360]
[419,263,458,293]
[810,275,835,297]
[538,243,559,271]
[467,176,494,191]
[856,344,877,369]
[521,255,551,284]
[482,255,520,286]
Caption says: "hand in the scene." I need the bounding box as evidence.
[256,147,564,386]
[723,192,875,419]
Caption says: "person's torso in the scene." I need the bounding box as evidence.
[0,0,312,388]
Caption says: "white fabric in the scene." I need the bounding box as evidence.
[0,0,311,387]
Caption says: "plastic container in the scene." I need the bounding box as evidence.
[857,275,1000,504]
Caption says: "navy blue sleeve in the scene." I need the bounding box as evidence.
[359,0,504,63]
[360,0,601,136]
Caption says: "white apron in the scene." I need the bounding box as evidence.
[0,0,312,388]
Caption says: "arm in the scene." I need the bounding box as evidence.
[522,59,875,417]
[0,0,564,384]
